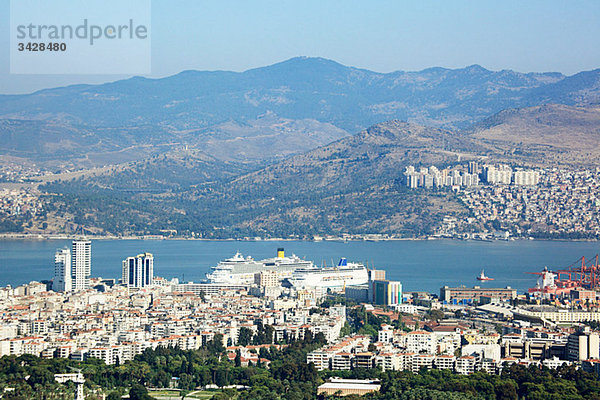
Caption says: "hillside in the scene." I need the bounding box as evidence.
[0,112,348,172]
[190,121,477,236]
[37,121,477,237]
[5,65,600,237]
[230,121,482,192]
[469,104,600,166]
[30,102,600,237]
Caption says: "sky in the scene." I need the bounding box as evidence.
[1,0,599,94]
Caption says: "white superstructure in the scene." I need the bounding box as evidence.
[206,248,313,285]
[288,258,369,289]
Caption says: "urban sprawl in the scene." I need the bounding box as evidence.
[2,240,600,397]
[404,163,600,239]
[4,163,600,240]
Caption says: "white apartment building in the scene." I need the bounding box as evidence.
[434,354,456,370]
[378,325,394,343]
[72,239,91,291]
[514,170,540,186]
[307,351,331,371]
[375,353,402,371]
[412,354,434,373]
[567,328,600,361]
[455,355,478,375]
[53,248,71,292]
[405,331,435,354]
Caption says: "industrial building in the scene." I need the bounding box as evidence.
[440,286,517,303]
[317,378,381,397]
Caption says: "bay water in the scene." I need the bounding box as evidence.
[0,239,598,294]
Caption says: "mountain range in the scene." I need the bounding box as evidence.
[3,57,600,237]
[1,57,600,169]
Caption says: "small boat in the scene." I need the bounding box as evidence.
[476,270,494,281]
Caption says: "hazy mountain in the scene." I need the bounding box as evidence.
[0,112,348,170]
[2,57,600,169]
[6,58,600,236]
[0,58,576,133]
[182,112,349,163]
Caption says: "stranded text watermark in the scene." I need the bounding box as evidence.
[16,19,148,46]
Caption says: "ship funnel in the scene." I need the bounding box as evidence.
[338,258,348,267]
[277,248,284,258]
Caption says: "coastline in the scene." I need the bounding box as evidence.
[0,233,598,242]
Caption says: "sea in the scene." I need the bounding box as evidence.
[0,239,598,294]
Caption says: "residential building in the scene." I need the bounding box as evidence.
[53,248,71,292]
[122,253,154,288]
[71,239,91,291]
[567,328,600,361]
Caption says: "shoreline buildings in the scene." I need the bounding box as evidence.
[29,245,600,378]
[403,163,540,190]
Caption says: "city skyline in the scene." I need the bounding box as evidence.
[1,1,600,397]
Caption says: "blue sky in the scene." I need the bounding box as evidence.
[1,0,599,94]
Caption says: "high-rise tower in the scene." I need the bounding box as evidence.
[71,239,91,291]
[52,248,71,292]
[122,253,154,288]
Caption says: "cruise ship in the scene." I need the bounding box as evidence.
[287,258,369,289]
[205,248,313,285]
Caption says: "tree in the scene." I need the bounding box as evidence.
[179,373,194,391]
[107,392,122,400]
[495,381,518,400]
[238,327,253,346]
[205,334,225,355]
[340,322,353,337]
[214,368,229,388]
[129,384,153,400]
[426,309,445,322]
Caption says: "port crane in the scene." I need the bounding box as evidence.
[527,254,600,297]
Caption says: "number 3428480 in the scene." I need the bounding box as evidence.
[17,43,67,51]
